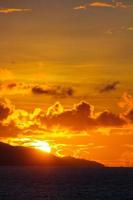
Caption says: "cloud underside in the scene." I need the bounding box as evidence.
[100,81,119,93]
[74,1,131,10]
[0,82,74,98]
[0,8,31,14]
[0,93,133,166]
[0,93,133,139]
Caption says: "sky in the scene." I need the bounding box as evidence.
[0,0,133,166]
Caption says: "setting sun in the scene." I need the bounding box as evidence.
[0,0,133,198]
[32,141,51,153]
[0,0,133,168]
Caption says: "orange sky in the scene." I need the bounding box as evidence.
[0,0,133,166]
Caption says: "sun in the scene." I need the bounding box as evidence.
[32,141,51,153]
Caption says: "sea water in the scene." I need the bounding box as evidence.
[0,167,133,200]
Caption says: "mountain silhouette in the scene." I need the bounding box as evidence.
[0,142,104,167]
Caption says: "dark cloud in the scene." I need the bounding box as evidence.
[0,82,74,98]
[100,81,119,93]
[96,110,125,127]
[0,97,132,136]
[6,82,17,89]
[43,101,96,131]
[25,93,133,131]
[32,85,74,97]
[32,86,56,95]
[0,99,19,137]
[0,99,14,121]
[0,122,19,137]
[125,109,133,122]
[40,101,126,131]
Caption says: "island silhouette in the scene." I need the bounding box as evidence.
[0,142,104,167]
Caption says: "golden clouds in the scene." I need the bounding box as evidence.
[90,2,116,8]
[0,94,133,166]
[0,8,31,14]
[74,0,130,10]
[89,1,127,8]
[74,5,87,10]
[43,101,126,131]
[46,102,64,116]
[0,94,132,139]
[119,93,133,112]
[128,27,133,31]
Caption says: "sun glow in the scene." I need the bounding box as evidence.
[32,141,51,153]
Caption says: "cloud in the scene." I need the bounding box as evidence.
[0,99,14,121]
[74,0,131,10]
[42,101,125,131]
[96,110,125,126]
[42,102,91,130]
[119,93,133,123]
[32,85,74,97]
[100,81,119,93]
[0,82,75,98]
[90,2,116,8]
[0,8,31,14]
[0,99,19,138]
[119,93,133,112]
[1,95,133,166]
[1,94,133,139]
[43,101,96,131]
[74,5,87,10]
[127,27,133,32]
[89,1,127,8]
[118,93,133,123]
[106,26,133,35]
[0,82,32,96]
[46,102,64,116]
[0,122,19,137]
[125,109,133,122]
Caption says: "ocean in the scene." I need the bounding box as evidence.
[0,167,133,200]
